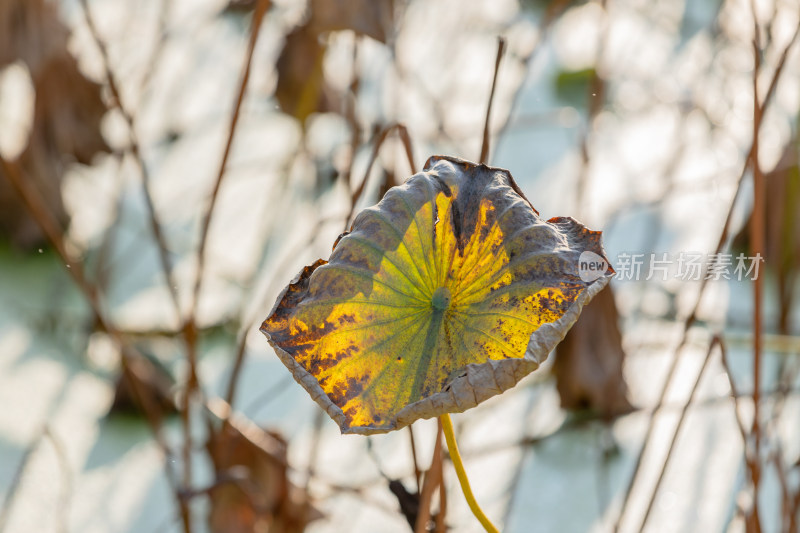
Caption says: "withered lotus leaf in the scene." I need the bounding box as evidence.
[261,156,613,434]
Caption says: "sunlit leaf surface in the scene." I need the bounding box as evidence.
[262,156,613,434]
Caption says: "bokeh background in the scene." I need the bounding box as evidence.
[0,0,799,531]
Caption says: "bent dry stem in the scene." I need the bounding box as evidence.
[440,413,500,533]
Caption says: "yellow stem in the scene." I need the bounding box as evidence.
[440,413,500,533]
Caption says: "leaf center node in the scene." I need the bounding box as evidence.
[431,287,451,310]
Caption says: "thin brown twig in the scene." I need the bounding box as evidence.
[436,439,447,533]
[479,37,506,165]
[748,0,765,513]
[720,337,763,533]
[718,338,751,453]
[769,449,794,533]
[224,324,255,408]
[612,20,800,532]
[415,421,443,533]
[408,425,422,495]
[769,349,800,442]
[637,336,720,531]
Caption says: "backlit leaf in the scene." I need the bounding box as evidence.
[261,155,613,434]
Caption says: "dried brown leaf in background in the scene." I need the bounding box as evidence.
[0,0,109,248]
[274,25,335,126]
[553,285,633,417]
[206,400,322,533]
[274,0,393,125]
